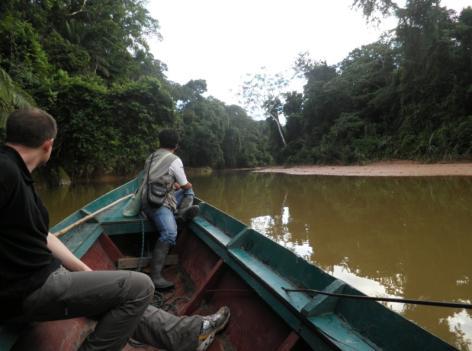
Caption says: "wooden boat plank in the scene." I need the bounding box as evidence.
[94,202,155,236]
[199,203,246,238]
[116,255,178,269]
[59,223,103,258]
[180,259,226,315]
[192,216,235,246]
[229,247,311,311]
[333,285,458,351]
[102,221,154,236]
[227,228,335,291]
[310,313,379,351]
[301,280,346,317]
[96,234,124,263]
[276,331,300,351]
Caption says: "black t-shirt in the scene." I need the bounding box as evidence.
[0,145,60,320]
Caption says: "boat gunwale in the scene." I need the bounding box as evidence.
[189,191,458,351]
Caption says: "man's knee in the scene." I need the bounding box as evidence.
[127,271,155,302]
[159,231,177,246]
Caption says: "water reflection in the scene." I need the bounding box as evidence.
[251,207,314,260]
[329,264,406,313]
[192,172,472,350]
[444,310,472,350]
[37,181,124,226]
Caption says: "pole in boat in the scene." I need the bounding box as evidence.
[283,287,472,309]
[54,193,133,238]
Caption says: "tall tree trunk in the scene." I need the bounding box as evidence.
[271,112,287,146]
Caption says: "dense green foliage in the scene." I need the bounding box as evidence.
[275,1,472,163]
[1,0,470,177]
[0,0,271,179]
[0,67,35,126]
[172,80,272,169]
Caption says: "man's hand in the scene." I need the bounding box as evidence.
[181,182,192,190]
[174,182,181,190]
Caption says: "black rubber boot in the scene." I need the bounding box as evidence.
[177,196,200,222]
[150,240,174,290]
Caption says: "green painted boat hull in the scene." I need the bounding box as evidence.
[1,176,458,350]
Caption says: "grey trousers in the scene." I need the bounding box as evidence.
[20,267,202,351]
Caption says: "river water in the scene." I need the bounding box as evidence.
[38,172,472,350]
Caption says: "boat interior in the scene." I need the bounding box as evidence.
[3,194,312,350]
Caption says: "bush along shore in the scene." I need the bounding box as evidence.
[0,1,470,182]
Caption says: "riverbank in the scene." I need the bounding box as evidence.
[254,161,472,177]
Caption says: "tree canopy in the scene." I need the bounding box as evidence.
[1,0,470,180]
[0,0,271,180]
[245,1,471,164]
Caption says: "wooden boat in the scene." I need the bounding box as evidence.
[0,176,459,350]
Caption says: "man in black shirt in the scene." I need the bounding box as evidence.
[0,108,229,351]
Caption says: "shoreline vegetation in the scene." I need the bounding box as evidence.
[37,161,472,188]
[254,161,472,177]
[1,1,470,179]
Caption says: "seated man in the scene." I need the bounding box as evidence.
[141,129,199,289]
[0,108,229,351]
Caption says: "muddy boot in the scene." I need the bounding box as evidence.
[150,240,174,290]
[176,195,200,222]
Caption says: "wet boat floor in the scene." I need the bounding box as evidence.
[116,238,236,351]
[112,229,309,351]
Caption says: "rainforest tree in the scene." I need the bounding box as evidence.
[0,0,271,179]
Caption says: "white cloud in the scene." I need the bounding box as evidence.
[147,0,471,106]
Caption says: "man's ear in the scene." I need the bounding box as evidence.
[42,138,54,152]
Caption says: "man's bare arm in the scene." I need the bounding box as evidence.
[181,182,192,190]
[47,233,92,272]
[174,182,192,190]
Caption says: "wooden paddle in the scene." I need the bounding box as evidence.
[54,193,133,238]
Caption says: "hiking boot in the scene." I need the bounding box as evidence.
[197,306,231,351]
[176,194,200,222]
[150,240,174,290]
[178,205,200,222]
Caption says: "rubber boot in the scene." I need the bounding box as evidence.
[150,240,174,289]
[177,195,200,222]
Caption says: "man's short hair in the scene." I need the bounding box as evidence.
[6,108,57,148]
[158,129,179,149]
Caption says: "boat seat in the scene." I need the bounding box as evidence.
[91,199,155,236]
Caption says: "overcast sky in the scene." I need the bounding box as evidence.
[147,0,471,107]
